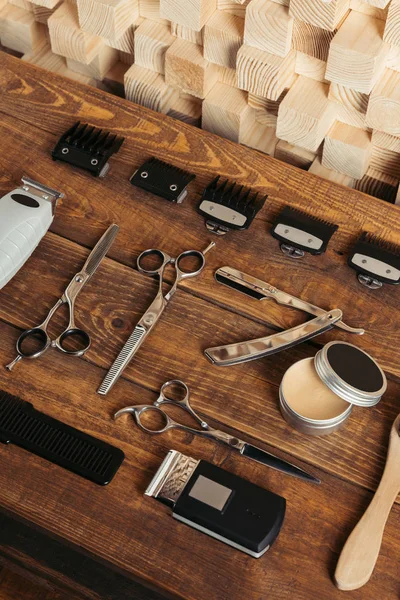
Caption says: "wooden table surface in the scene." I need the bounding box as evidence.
[0,52,399,600]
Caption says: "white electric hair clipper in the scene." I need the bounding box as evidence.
[0,176,64,290]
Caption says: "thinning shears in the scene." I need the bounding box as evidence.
[6,224,119,371]
[98,242,215,395]
[114,380,320,484]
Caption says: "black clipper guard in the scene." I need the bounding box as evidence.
[197,176,268,235]
[271,206,338,258]
[348,232,400,289]
[130,157,195,203]
[0,390,124,485]
[52,122,124,177]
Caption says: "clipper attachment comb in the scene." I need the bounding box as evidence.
[52,122,125,177]
[130,157,195,203]
[197,176,268,235]
[348,232,400,290]
[271,206,338,258]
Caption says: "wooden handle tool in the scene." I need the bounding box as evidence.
[335,414,400,591]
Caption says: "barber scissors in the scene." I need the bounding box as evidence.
[6,224,119,371]
[98,242,215,395]
[115,380,320,484]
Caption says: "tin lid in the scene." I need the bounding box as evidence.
[314,341,387,408]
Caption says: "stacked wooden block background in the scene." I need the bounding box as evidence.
[1,0,400,204]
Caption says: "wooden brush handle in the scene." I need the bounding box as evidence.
[335,416,400,591]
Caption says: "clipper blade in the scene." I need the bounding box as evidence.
[197,176,268,235]
[348,232,400,289]
[130,157,195,203]
[271,206,338,258]
[52,121,124,177]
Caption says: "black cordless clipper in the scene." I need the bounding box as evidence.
[348,232,400,289]
[271,206,338,258]
[197,177,268,235]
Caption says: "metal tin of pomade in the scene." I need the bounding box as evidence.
[279,341,387,436]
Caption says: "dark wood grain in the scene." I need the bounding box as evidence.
[0,53,399,600]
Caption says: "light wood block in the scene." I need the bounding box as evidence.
[309,156,357,187]
[384,0,400,47]
[295,52,327,82]
[218,65,238,86]
[171,22,203,45]
[277,76,337,151]
[244,0,293,57]
[48,2,103,64]
[322,122,372,178]
[292,19,336,62]
[236,44,296,100]
[202,82,252,141]
[355,167,399,202]
[386,44,400,72]
[8,0,33,11]
[370,145,400,178]
[102,61,129,96]
[66,44,118,78]
[165,38,220,98]
[118,49,135,63]
[77,0,139,39]
[254,107,277,127]
[350,0,388,20]
[248,92,284,113]
[366,68,400,135]
[0,4,45,54]
[326,11,389,93]
[362,0,391,7]
[134,18,174,73]
[217,0,250,17]
[32,3,60,23]
[105,19,142,53]
[274,139,316,169]
[139,0,167,23]
[329,82,369,114]
[160,0,216,32]
[239,118,278,154]
[289,0,350,32]
[372,130,400,153]
[27,0,59,8]
[204,11,243,69]
[335,103,369,130]
[124,62,179,111]
[22,43,97,85]
[167,94,202,126]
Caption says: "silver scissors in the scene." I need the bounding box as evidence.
[98,241,215,395]
[114,380,320,484]
[6,224,119,371]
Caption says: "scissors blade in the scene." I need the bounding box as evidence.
[82,224,119,279]
[240,443,320,484]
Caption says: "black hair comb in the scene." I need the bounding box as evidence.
[130,157,195,203]
[52,121,124,177]
[271,206,338,258]
[348,232,400,289]
[197,176,268,235]
[0,390,124,485]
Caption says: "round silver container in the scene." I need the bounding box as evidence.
[279,342,387,436]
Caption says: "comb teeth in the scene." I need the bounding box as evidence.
[52,121,124,176]
[285,206,338,229]
[146,158,195,183]
[361,232,400,256]
[203,176,267,214]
